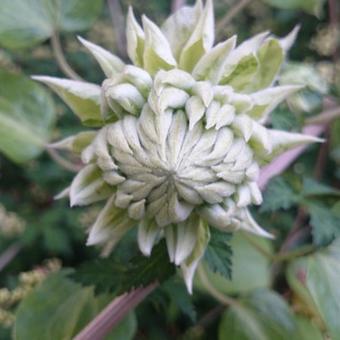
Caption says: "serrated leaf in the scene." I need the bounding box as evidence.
[218,289,298,340]
[0,0,103,49]
[302,178,340,197]
[0,69,55,163]
[73,241,175,294]
[260,177,300,212]
[15,271,97,340]
[204,228,232,279]
[287,238,340,340]
[307,203,340,246]
[162,279,197,322]
[200,233,272,294]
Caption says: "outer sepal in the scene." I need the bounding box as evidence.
[180,218,210,294]
[78,36,125,78]
[32,76,102,126]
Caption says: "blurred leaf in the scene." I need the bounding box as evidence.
[218,289,298,340]
[262,0,326,17]
[307,202,340,246]
[295,316,323,340]
[73,241,175,294]
[14,271,136,340]
[14,271,97,340]
[105,312,137,340]
[204,229,232,279]
[287,238,340,340]
[162,279,196,322]
[271,108,300,131]
[302,178,340,197]
[0,69,55,163]
[260,177,300,212]
[199,233,272,294]
[0,0,104,49]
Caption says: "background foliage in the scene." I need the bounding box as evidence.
[0,0,339,339]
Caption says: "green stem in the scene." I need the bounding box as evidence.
[50,32,83,81]
[197,265,237,306]
[273,244,316,262]
[217,0,253,34]
[242,232,275,261]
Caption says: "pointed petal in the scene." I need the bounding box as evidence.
[32,76,102,126]
[48,131,96,154]
[78,36,124,77]
[87,194,135,246]
[70,164,112,207]
[181,218,210,293]
[142,15,177,75]
[179,0,214,72]
[138,219,160,256]
[192,36,236,83]
[161,0,203,60]
[279,25,300,52]
[126,7,145,66]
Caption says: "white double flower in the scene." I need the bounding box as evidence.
[34,0,321,292]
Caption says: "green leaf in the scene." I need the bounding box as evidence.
[14,271,97,340]
[262,0,326,17]
[0,69,55,163]
[295,316,323,340]
[307,203,340,246]
[204,229,232,279]
[73,241,175,294]
[271,108,300,131]
[162,279,197,322]
[0,0,103,49]
[260,177,300,212]
[106,312,137,340]
[287,238,340,340]
[199,233,272,294]
[302,178,340,197]
[218,289,298,340]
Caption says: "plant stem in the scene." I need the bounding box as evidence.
[51,32,83,81]
[197,265,237,306]
[305,106,340,125]
[273,244,316,262]
[107,0,127,59]
[0,242,22,272]
[241,232,274,261]
[75,283,158,340]
[217,0,253,34]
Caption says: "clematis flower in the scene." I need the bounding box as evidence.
[33,0,321,293]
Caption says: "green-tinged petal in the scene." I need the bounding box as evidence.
[279,25,300,52]
[247,38,284,92]
[48,131,96,154]
[142,15,177,75]
[268,129,323,159]
[87,194,135,246]
[123,65,153,97]
[181,218,210,293]
[179,0,214,72]
[221,31,269,80]
[248,85,303,122]
[162,0,203,60]
[165,215,198,266]
[70,164,112,207]
[78,36,125,78]
[104,82,145,115]
[126,7,145,66]
[32,76,102,126]
[192,36,236,83]
[220,54,259,92]
[138,219,160,256]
